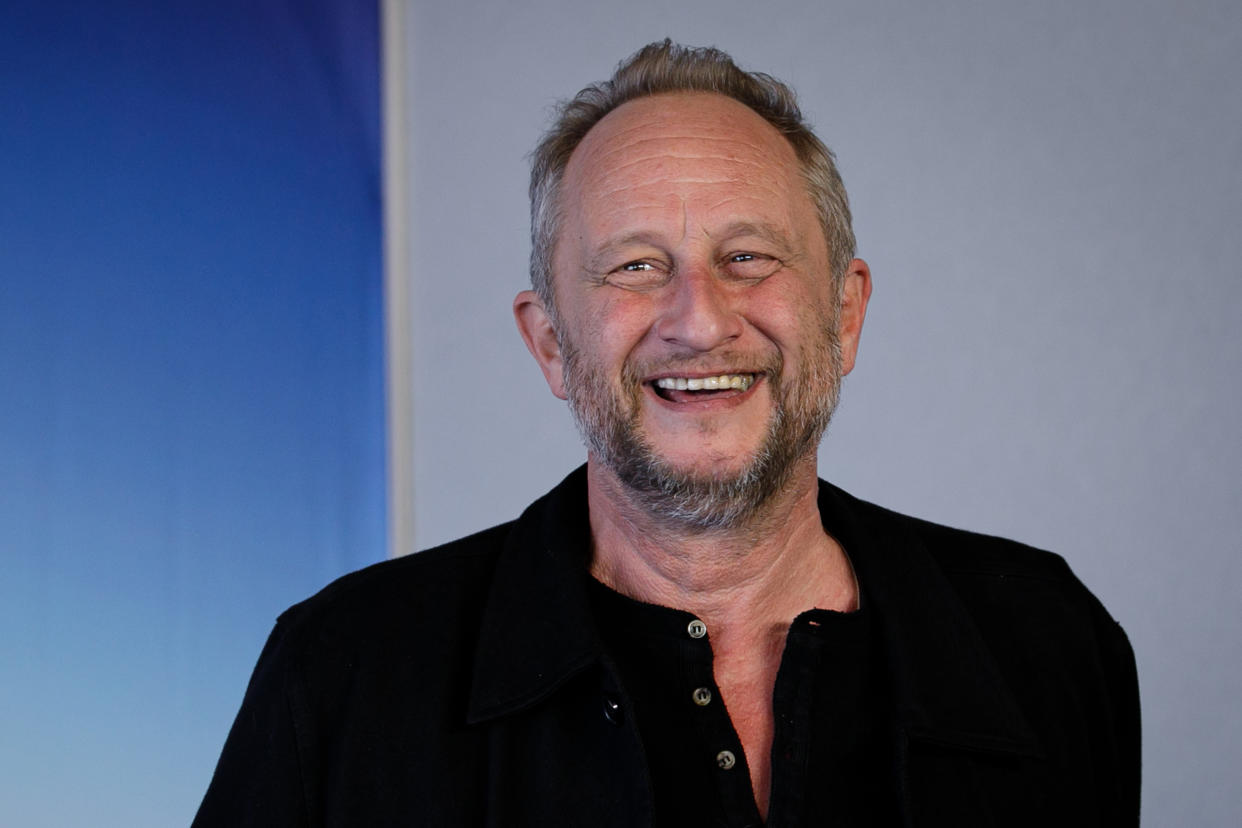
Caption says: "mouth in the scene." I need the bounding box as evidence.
[649,372,758,403]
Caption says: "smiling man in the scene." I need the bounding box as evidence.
[196,42,1140,827]
[517,89,860,539]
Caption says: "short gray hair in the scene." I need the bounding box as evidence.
[529,39,856,317]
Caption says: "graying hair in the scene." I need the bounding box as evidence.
[528,39,856,318]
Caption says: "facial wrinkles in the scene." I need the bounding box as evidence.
[559,300,843,530]
[554,94,842,529]
[585,164,791,216]
[557,94,813,265]
[572,127,794,206]
[577,193,802,283]
[565,120,806,282]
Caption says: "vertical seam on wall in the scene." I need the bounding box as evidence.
[381,0,414,558]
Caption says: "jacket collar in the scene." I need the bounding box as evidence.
[469,467,1040,759]
[467,467,600,724]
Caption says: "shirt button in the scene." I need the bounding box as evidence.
[602,695,623,726]
[687,618,707,639]
[716,749,737,770]
[692,687,713,706]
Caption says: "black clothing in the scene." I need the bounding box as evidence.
[589,579,899,827]
[194,467,1140,826]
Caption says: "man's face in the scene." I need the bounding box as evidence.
[518,92,868,528]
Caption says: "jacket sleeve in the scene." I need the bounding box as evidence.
[192,621,313,827]
[1105,617,1142,825]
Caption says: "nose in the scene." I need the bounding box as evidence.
[654,264,743,351]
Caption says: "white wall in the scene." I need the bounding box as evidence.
[400,1,1242,822]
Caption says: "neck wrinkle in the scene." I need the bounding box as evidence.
[585,456,856,633]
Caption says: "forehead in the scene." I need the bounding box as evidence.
[560,92,809,228]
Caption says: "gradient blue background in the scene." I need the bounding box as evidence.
[1,2,384,824]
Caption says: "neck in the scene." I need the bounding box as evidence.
[585,454,857,819]
[585,455,858,630]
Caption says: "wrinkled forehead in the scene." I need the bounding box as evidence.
[561,92,805,212]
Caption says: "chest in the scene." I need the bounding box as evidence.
[591,588,893,827]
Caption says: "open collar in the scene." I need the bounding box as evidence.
[468,467,1040,760]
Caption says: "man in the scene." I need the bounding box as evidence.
[196,41,1139,826]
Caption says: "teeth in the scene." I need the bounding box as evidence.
[655,374,754,392]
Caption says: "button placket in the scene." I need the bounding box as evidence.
[683,618,735,775]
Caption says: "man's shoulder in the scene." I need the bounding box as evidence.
[266,468,590,663]
[822,481,1120,629]
[274,521,516,645]
[828,481,1076,582]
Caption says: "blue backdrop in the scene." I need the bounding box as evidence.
[1,2,384,824]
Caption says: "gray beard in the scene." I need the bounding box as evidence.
[560,333,843,531]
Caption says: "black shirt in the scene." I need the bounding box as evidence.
[589,578,901,827]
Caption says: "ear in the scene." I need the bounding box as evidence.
[837,258,872,376]
[514,290,567,400]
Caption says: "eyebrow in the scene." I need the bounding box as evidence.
[583,221,799,273]
[583,233,666,274]
[709,221,798,254]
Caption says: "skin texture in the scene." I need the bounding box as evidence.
[514,92,872,816]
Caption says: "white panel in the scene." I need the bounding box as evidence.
[400,2,1242,821]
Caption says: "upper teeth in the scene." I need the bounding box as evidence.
[655,374,754,391]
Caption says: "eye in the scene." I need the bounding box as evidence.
[722,252,781,281]
[605,259,670,290]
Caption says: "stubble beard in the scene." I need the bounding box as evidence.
[559,321,844,532]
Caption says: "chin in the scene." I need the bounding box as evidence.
[603,430,796,530]
[653,452,760,485]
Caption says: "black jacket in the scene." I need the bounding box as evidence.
[194,468,1140,826]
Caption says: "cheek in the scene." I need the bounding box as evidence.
[801,288,839,334]
[582,295,656,358]
[746,276,835,343]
